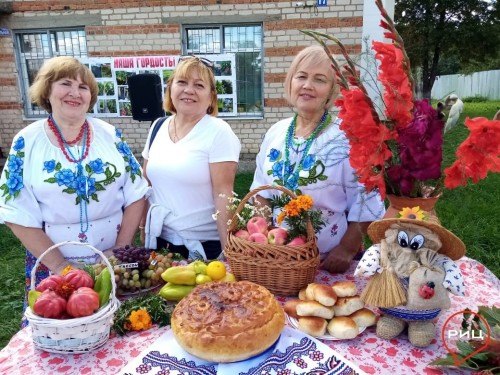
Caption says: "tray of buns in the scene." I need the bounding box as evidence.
[283,281,377,340]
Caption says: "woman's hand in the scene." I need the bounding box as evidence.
[320,243,357,274]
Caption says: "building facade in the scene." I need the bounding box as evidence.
[0,0,392,170]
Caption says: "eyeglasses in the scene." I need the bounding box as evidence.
[178,55,214,70]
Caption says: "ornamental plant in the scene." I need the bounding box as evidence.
[271,193,325,240]
[301,0,500,199]
[214,192,273,231]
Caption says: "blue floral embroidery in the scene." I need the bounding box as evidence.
[266,151,326,190]
[43,160,56,173]
[268,148,281,162]
[302,154,316,171]
[115,128,142,182]
[45,158,121,205]
[1,136,25,202]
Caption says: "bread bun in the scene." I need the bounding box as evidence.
[331,281,357,297]
[171,281,285,363]
[296,301,335,319]
[327,317,359,339]
[333,296,364,316]
[298,288,308,301]
[305,283,338,306]
[297,316,327,337]
[283,299,301,319]
[348,308,377,327]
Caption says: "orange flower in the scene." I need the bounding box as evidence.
[61,265,73,276]
[127,309,153,331]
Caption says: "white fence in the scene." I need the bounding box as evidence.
[431,70,500,100]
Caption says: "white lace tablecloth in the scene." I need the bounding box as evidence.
[1,257,499,375]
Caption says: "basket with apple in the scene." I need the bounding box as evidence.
[224,185,320,296]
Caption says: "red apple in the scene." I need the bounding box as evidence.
[248,232,268,244]
[268,227,288,245]
[287,235,307,246]
[246,216,268,235]
[233,229,250,240]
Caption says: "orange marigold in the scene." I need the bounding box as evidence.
[127,309,153,331]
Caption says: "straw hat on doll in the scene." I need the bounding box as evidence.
[367,207,465,260]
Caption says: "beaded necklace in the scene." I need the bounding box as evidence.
[47,116,90,163]
[47,114,90,234]
[282,111,331,189]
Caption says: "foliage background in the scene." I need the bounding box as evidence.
[395,0,500,98]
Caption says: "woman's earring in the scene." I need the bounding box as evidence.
[207,105,213,114]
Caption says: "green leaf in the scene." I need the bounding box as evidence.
[85,164,92,174]
[95,183,105,191]
[91,193,99,202]
[63,187,76,194]
[44,177,57,183]
[55,162,62,171]
[105,168,112,179]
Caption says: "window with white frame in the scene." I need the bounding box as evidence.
[184,24,263,117]
[14,28,88,118]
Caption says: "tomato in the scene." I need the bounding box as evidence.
[66,287,100,318]
[33,290,67,318]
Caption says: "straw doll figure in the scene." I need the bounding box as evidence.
[354,207,466,347]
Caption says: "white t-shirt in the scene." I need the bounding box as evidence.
[142,114,241,247]
[251,116,385,258]
[0,118,149,261]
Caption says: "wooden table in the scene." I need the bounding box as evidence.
[1,257,498,375]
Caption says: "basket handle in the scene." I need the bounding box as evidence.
[228,185,315,239]
[30,241,118,302]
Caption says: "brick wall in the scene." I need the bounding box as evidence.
[0,0,363,170]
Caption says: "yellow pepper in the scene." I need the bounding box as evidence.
[158,282,195,301]
[161,266,196,286]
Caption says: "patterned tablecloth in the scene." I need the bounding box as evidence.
[1,257,499,375]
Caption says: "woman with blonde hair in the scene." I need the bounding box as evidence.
[251,45,385,273]
[141,56,241,260]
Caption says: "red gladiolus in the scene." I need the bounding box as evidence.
[337,88,394,199]
[444,118,500,189]
[373,42,414,129]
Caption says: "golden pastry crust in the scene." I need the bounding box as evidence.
[171,281,285,363]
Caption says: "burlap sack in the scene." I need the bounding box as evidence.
[406,252,451,310]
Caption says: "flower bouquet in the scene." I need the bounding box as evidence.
[301,0,500,200]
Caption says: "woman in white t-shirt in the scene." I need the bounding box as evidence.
[141,56,241,260]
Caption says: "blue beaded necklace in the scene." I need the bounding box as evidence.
[282,111,331,189]
[49,114,89,235]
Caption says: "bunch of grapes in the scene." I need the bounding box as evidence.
[93,248,176,295]
[112,245,151,271]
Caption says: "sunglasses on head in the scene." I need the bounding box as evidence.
[178,55,214,69]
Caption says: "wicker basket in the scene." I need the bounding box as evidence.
[224,185,320,296]
[24,241,120,354]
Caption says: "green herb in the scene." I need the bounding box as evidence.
[82,264,96,282]
[430,306,500,372]
[113,293,174,336]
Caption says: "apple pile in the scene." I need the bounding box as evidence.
[233,216,306,246]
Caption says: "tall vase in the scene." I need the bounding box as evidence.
[384,194,440,219]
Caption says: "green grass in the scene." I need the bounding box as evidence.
[1,101,498,349]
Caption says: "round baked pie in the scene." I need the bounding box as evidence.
[171,280,285,363]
